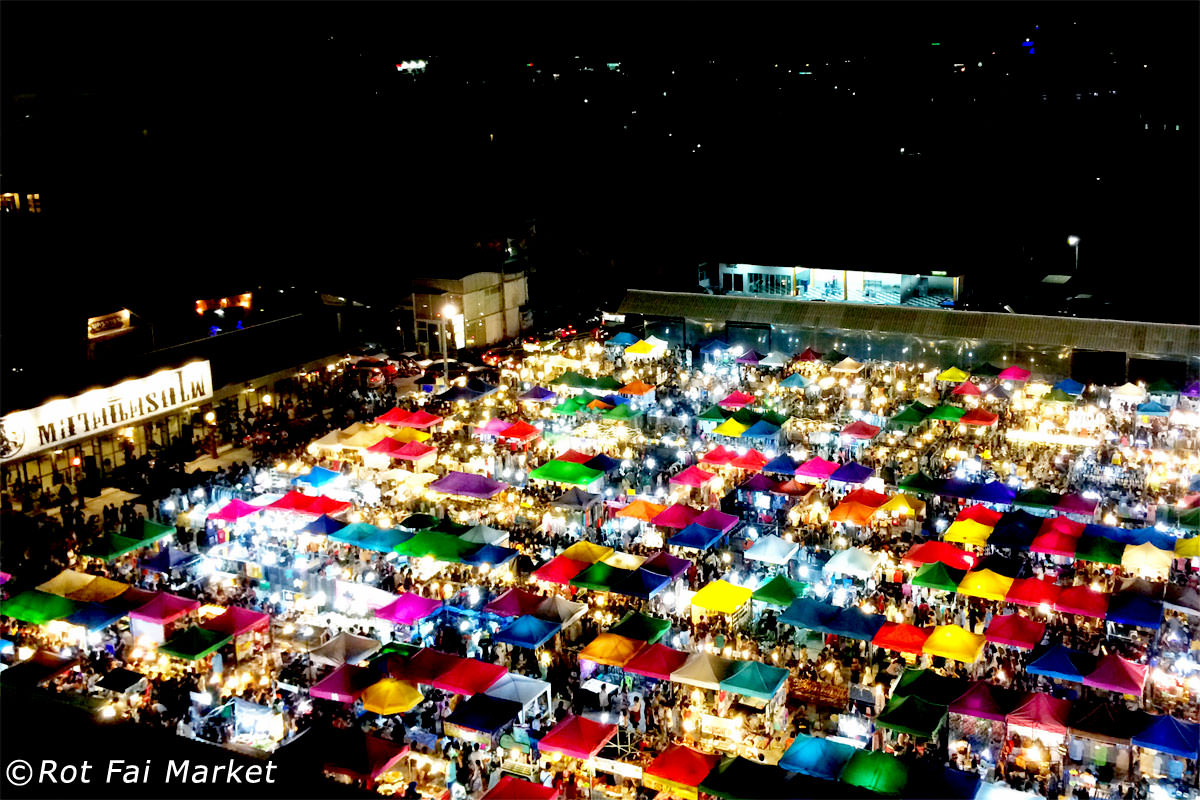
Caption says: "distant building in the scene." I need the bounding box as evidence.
[702,263,961,309]
[403,267,530,355]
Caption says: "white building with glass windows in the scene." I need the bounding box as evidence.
[705,263,960,308]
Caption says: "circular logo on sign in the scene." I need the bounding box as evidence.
[0,420,25,459]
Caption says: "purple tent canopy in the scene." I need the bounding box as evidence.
[949,681,1021,721]
[739,474,779,494]
[375,593,444,626]
[1183,381,1200,399]
[519,386,557,402]
[972,481,1016,505]
[693,508,739,534]
[428,471,508,499]
[830,462,873,484]
[939,479,978,500]
[735,350,765,365]
[1055,494,1099,516]
[642,551,690,581]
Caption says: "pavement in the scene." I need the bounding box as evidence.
[184,445,256,474]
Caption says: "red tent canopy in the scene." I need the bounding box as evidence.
[651,504,702,529]
[538,715,619,760]
[843,488,889,509]
[700,446,737,466]
[391,649,461,684]
[130,593,199,625]
[1004,577,1062,608]
[960,408,999,426]
[958,505,1004,526]
[498,420,540,442]
[207,499,262,522]
[398,409,443,429]
[623,643,690,681]
[773,479,816,497]
[201,606,270,637]
[366,437,409,456]
[555,449,594,464]
[1007,693,1071,734]
[1083,653,1148,695]
[717,391,755,409]
[1030,531,1081,558]
[872,623,932,655]
[483,776,559,800]
[729,450,769,471]
[268,491,352,516]
[984,614,1046,650]
[842,420,882,439]
[432,658,506,696]
[374,408,413,426]
[952,381,982,396]
[644,745,722,788]
[1039,515,1087,537]
[797,347,823,362]
[670,466,716,488]
[531,556,591,585]
[1055,585,1110,618]
[394,441,437,461]
[902,541,976,571]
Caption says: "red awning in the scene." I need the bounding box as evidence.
[729,450,769,471]
[531,556,591,585]
[1055,585,1110,618]
[902,542,975,571]
[984,614,1046,650]
[872,623,932,655]
[623,643,690,681]
[1005,577,1062,608]
[700,446,737,466]
[538,715,619,760]
[841,420,881,439]
[960,408,998,426]
[644,745,722,789]
[957,505,1004,526]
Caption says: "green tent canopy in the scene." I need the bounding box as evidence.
[719,661,789,702]
[551,398,586,415]
[839,749,909,795]
[81,533,146,562]
[0,590,83,625]
[158,627,232,660]
[1147,378,1178,394]
[1043,388,1077,404]
[602,404,643,422]
[528,460,604,486]
[127,518,175,546]
[1074,535,1127,565]
[1015,488,1062,509]
[608,612,672,644]
[393,531,479,563]
[731,408,760,426]
[751,575,808,608]
[761,410,790,428]
[698,404,733,422]
[970,363,1004,378]
[569,562,632,592]
[897,472,943,494]
[876,695,947,738]
[911,563,966,593]
[592,376,623,391]
[1180,507,1200,532]
[551,371,596,389]
[892,404,931,425]
[927,405,966,422]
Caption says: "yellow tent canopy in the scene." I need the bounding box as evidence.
[877,494,926,518]
[361,679,423,715]
[944,519,993,547]
[712,418,750,438]
[579,633,647,667]
[36,570,96,597]
[1176,537,1200,558]
[1121,541,1173,579]
[956,569,1015,602]
[616,500,667,522]
[342,424,394,449]
[66,576,130,603]
[602,551,647,570]
[937,367,970,382]
[560,541,615,564]
[625,340,655,355]
[392,427,432,444]
[690,580,752,615]
[923,624,986,663]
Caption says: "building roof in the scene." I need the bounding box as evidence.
[617,290,1200,359]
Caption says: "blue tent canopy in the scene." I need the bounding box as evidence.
[939,479,978,500]
[742,420,781,439]
[1106,593,1163,629]
[461,544,518,568]
[698,339,727,354]
[292,466,341,488]
[519,386,557,402]
[972,481,1017,505]
[987,384,1012,400]
[1027,644,1095,682]
[762,454,799,475]
[610,332,640,346]
[494,615,561,649]
[780,598,842,634]
[444,694,523,735]
[1087,524,1176,551]
[466,378,499,397]
[830,462,873,484]
[1132,715,1200,759]
[1053,379,1085,396]
[827,606,887,641]
[438,386,483,403]
[987,510,1042,550]
[778,734,856,780]
[66,602,128,631]
[668,524,724,551]
[140,547,201,573]
[902,766,982,800]
[584,453,621,473]
[611,569,671,600]
[719,661,789,702]
[780,373,810,390]
[1136,401,1170,417]
[301,514,348,536]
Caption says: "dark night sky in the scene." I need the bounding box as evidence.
[2,1,1198,327]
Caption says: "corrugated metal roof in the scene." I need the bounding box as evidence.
[617,291,1200,359]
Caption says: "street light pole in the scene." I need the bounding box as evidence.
[1068,236,1080,272]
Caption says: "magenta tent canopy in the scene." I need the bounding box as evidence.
[376,593,444,626]
[998,366,1031,381]
[950,681,1020,722]
[310,664,382,703]
[670,466,716,488]
[477,418,513,436]
[795,457,840,480]
[651,504,702,529]
[1055,494,1099,516]
[1083,653,1148,695]
[693,508,739,534]
[483,588,547,618]
[201,606,270,637]
[130,593,199,625]
[1007,692,1071,734]
[428,471,508,499]
[207,499,262,522]
[642,551,691,580]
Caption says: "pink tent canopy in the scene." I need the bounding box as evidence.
[984,614,1046,650]
[841,420,881,440]
[729,449,769,471]
[700,446,738,466]
[998,366,1031,381]
[398,410,443,429]
[1055,585,1110,618]
[651,504,702,529]
[717,391,755,409]
[952,381,982,396]
[130,593,199,625]
[310,664,381,702]
[950,681,1015,722]
[1030,531,1082,558]
[476,418,513,436]
[207,499,262,522]
[1007,692,1071,734]
[1040,515,1087,537]
[795,457,840,480]
[201,606,270,637]
[692,508,739,534]
[538,715,619,760]
[670,466,716,488]
[393,441,437,461]
[1083,653,1148,695]
[375,593,443,626]
[374,408,413,426]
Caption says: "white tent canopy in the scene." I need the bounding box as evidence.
[758,352,789,369]
[823,547,883,579]
[831,357,865,374]
[744,534,800,565]
[484,673,552,722]
[461,524,511,545]
[536,595,588,628]
[669,652,736,690]
[309,632,382,667]
[1111,382,1147,400]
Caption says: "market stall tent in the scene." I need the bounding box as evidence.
[310,664,381,703]
[375,593,443,626]
[872,623,933,655]
[310,632,382,667]
[360,679,423,715]
[1131,714,1200,759]
[911,563,968,593]
[690,580,752,614]
[698,756,797,799]
[839,750,909,795]
[201,606,270,638]
[537,715,618,760]
[903,542,975,571]
[957,569,1015,602]
[158,627,232,660]
[744,534,799,565]
[1027,644,1095,682]
[719,661,788,702]
[644,745,722,800]
[607,611,671,644]
[877,695,947,738]
[922,625,986,663]
[778,734,856,780]
[36,570,97,597]
[623,643,690,681]
[751,575,808,608]
[1005,576,1063,608]
[984,614,1046,650]
[483,776,559,800]
[1055,585,1110,618]
[0,590,82,624]
[651,503,702,529]
[950,681,1023,721]
[823,547,883,579]
[670,652,737,690]
[1006,692,1072,735]
[1083,653,1148,695]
